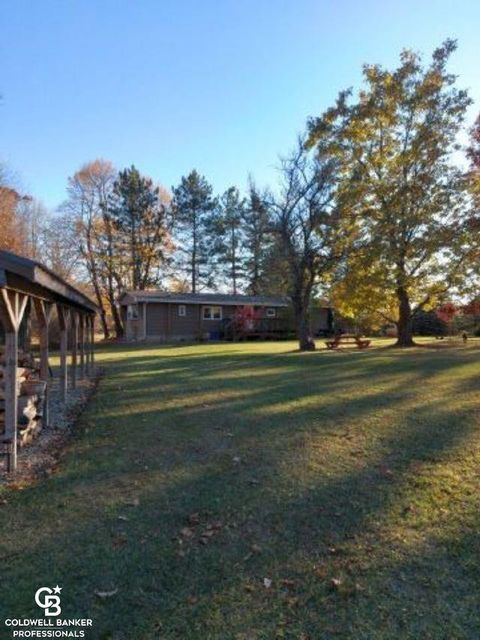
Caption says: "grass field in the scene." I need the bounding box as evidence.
[1,339,479,639]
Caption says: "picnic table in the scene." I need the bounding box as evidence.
[325,334,371,350]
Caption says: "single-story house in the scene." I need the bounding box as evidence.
[118,291,333,342]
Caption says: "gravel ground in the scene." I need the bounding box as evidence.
[0,368,101,485]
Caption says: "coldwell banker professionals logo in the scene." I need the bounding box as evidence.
[35,586,62,616]
[3,586,94,637]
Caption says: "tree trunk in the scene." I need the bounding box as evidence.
[107,294,123,338]
[91,277,109,340]
[294,298,315,351]
[85,228,110,340]
[103,217,123,338]
[231,224,237,295]
[98,307,109,340]
[192,220,197,294]
[395,287,415,347]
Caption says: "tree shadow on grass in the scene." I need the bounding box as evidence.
[0,345,479,638]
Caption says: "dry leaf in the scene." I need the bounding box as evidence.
[281,579,295,589]
[180,527,195,539]
[95,588,118,599]
[188,513,200,525]
[330,578,342,591]
[285,596,299,608]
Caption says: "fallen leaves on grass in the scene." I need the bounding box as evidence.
[187,512,200,525]
[95,588,118,599]
[329,578,342,591]
[111,534,128,549]
[281,579,296,589]
[379,465,394,479]
[178,515,224,546]
[242,543,262,562]
[284,596,300,608]
[329,577,363,597]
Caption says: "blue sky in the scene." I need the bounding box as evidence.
[1,0,479,209]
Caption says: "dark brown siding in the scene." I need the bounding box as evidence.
[146,302,168,337]
[135,301,327,341]
[168,303,201,339]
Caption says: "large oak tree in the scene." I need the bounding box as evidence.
[307,40,472,346]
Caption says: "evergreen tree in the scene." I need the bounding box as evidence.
[209,186,245,294]
[171,170,216,293]
[108,165,171,290]
[241,182,272,295]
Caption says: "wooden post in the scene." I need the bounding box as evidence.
[79,314,85,378]
[0,290,29,472]
[57,305,70,402]
[90,316,95,367]
[4,330,18,471]
[71,311,78,390]
[84,315,90,373]
[33,299,52,428]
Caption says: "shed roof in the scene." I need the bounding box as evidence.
[118,290,291,308]
[0,250,98,313]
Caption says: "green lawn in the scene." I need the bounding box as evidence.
[1,339,480,639]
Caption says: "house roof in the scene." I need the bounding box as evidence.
[0,249,99,313]
[118,290,291,308]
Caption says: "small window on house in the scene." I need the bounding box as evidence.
[203,305,222,320]
[127,304,139,320]
[266,308,276,318]
[178,304,186,317]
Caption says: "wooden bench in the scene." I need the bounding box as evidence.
[325,334,371,350]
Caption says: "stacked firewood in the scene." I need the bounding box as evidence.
[0,348,47,447]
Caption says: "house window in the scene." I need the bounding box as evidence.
[266,308,276,318]
[127,304,139,320]
[203,305,222,320]
[178,304,186,317]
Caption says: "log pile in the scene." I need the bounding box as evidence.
[0,348,47,447]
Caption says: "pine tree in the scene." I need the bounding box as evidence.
[108,165,170,290]
[209,187,245,294]
[241,182,272,295]
[171,170,216,293]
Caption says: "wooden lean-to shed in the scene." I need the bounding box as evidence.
[0,250,98,472]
